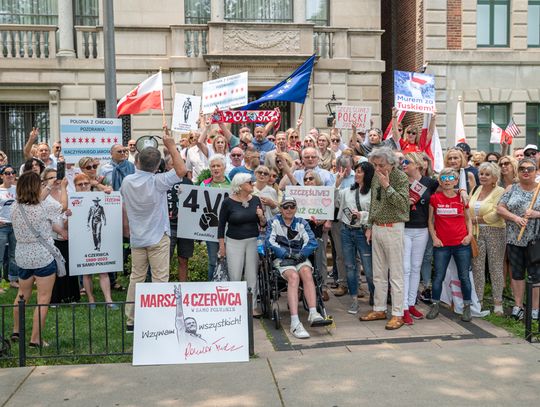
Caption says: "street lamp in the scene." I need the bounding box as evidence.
[326,92,341,127]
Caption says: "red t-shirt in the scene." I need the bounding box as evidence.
[399,139,422,154]
[429,192,468,246]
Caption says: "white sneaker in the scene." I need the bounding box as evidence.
[290,322,310,339]
[308,312,324,326]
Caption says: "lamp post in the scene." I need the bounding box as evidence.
[326,92,341,127]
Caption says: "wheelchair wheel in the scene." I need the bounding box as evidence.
[272,304,281,330]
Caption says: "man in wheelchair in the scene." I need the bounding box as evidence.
[265,196,326,339]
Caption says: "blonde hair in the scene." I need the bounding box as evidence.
[404,152,424,169]
[438,167,459,180]
[444,148,468,168]
[478,162,500,182]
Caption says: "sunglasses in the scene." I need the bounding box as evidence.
[440,175,456,181]
[267,138,276,142]
[406,131,417,135]
[282,204,296,210]
[518,166,536,173]
[43,177,56,182]
[499,161,511,167]
[401,159,411,166]
[331,139,340,142]
[230,154,242,158]
[115,149,128,154]
[487,159,498,163]
[524,151,537,157]
[289,135,299,139]
[2,171,14,175]
[304,176,314,182]
[76,182,91,187]
[303,156,317,159]
[398,128,404,132]
[85,164,99,170]
[257,172,269,176]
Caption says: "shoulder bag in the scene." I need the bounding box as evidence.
[213,256,229,282]
[527,219,540,265]
[17,204,67,277]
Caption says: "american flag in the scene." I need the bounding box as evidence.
[504,117,521,144]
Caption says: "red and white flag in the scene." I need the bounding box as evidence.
[455,99,466,145]
[383,109,406,140]
[420,113,443,172]
[504,117,520,145]
[117,72,163,117]
[490,121,505,144]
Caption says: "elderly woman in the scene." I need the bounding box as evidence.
[303,134,316,149]
[286,127,301,153]
[337,161,375,314]
[427,168,473,322]
[497,158,540,320]
[252,165,279,220]
[200,154,231,280]
[498,155,518,188]
[218,173,266,317]
[78,157,112,193]
[316,133,335,171]
[11,172,67,348]
[0,165,20,290]
[468,162,505,314]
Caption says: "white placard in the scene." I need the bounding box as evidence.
[61,117,121,163]
[394,70,436,114]
[68,192,123,276]
[133,282,249,365]
[285,186,335,221]
[172,93,201,133]
[202,72,248,114]
[177,185,230,242]
[335,106,372,131]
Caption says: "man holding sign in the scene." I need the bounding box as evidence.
[122,126,187,333]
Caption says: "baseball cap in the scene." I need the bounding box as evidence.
[523,144,538,154]
[455,142,471,155]
[280,195,297,207]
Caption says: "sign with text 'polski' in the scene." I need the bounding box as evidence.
[133,282,249,365]
[285,185,335,221]
[202,72,248,114]
[61,117,121,163]
[335,106,372,132]
[176,185,230,242]
[68,192,123,276]
[394,70,435,114]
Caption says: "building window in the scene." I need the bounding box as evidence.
[477,104,509,152]
[185,0,210,24]
[0,103,50,167]
[97,101,132,146]
[224,0,293,23]
[477,0,510,47]
[529,1,540,46]
[0,0,58,25]
[526,104,540,145]
[74,0,99,26]
[306,0,329,26]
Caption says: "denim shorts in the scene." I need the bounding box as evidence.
[18,260,57,280]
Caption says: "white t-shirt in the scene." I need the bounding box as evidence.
[185,146,209,182]
[0,185,17,223]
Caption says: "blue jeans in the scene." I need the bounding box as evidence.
[340,224,374,296]
[0,225,20,282]
[206,241,219,281]
[420,235,433,287]
[432,244,472,303]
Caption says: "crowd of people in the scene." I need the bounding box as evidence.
[1,109,539,344]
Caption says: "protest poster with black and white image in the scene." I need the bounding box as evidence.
[176,185,230,242]
[172,93,201,133]
[394,70,435,114]
[68,192,123,276]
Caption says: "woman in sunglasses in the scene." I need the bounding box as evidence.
[286,127,301,153]
[497,158,540,321]
[391,107,436,154]
[0,165,20,291]
[316,133,335,171]
[427,168,474,322]
[78,157,112,193]
[401,153,439,324]
[498,155,519,188]
[253,165,279,220]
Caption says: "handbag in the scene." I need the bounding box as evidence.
[527,220,540,265]
[470,235,479,258]
[213,256,229,282]
[18,204,67,277]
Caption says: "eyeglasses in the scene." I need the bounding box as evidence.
[128,143,136,147]
[43,177,56,182]
[303,156,317,159]
[406,131,417,135]
[524,150,537,157]
[487,159,498,163]
[304,176,314,182]
[84,164,99,170]
[115,149,128,154]
[289,135,299,139]
[230,154,242,158]
[76,182,91,187]
[2,171,14,175]
[518,166,536,173]
[282,204,296,210]
[331,139,340,142]
[267,138,276,142]
[440,175,456,181]
[401,159,411,166]
[257,172,269,176]
[499,161,511,167]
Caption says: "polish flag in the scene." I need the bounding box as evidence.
[455,99,466,145]
[383,109,406,140]
[117,72,163,117]
[490,121,505,144]
[420,113,443,172]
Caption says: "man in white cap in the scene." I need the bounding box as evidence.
[523,144,539,181]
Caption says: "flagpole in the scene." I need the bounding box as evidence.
[159,67,167,128]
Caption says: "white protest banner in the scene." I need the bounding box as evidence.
[335,106,372,131]
[394,70,435,114]
[172,93,201,133]
[202,72,248,114]
[133,281,249,365]
[285,185,334,220]
[61,117,121,163]
[68,192,123,276]
[177,185,230,242]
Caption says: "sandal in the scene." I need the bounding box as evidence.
[112,283,125,292]
[11,333,19,342]
[29,340,49,349]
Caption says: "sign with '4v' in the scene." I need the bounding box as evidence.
[176,185,231,242]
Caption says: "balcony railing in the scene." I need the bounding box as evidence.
[75,26,98,59]
[0,25,56,58]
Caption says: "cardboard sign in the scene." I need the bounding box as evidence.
[335,106,371,131]
[68,192,123,276]
[285,185,335,221]
[172,93,201,133]
[61,118,121,163]
[133,282,249,365]
[202,72,248,114]
[176,185,230,242]
[394,70,435,114]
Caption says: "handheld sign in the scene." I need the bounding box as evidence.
[394,70,435,114]
[285,185,335,221]
[172,93,201,133]
[202,72,248,114]
[335,106,371,131]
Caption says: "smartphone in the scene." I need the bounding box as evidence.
[56,161,65,180]
[342,207,357,224]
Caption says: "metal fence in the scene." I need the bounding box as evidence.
[525,280,540,343]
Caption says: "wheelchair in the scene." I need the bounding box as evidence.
[257,248,333,330]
